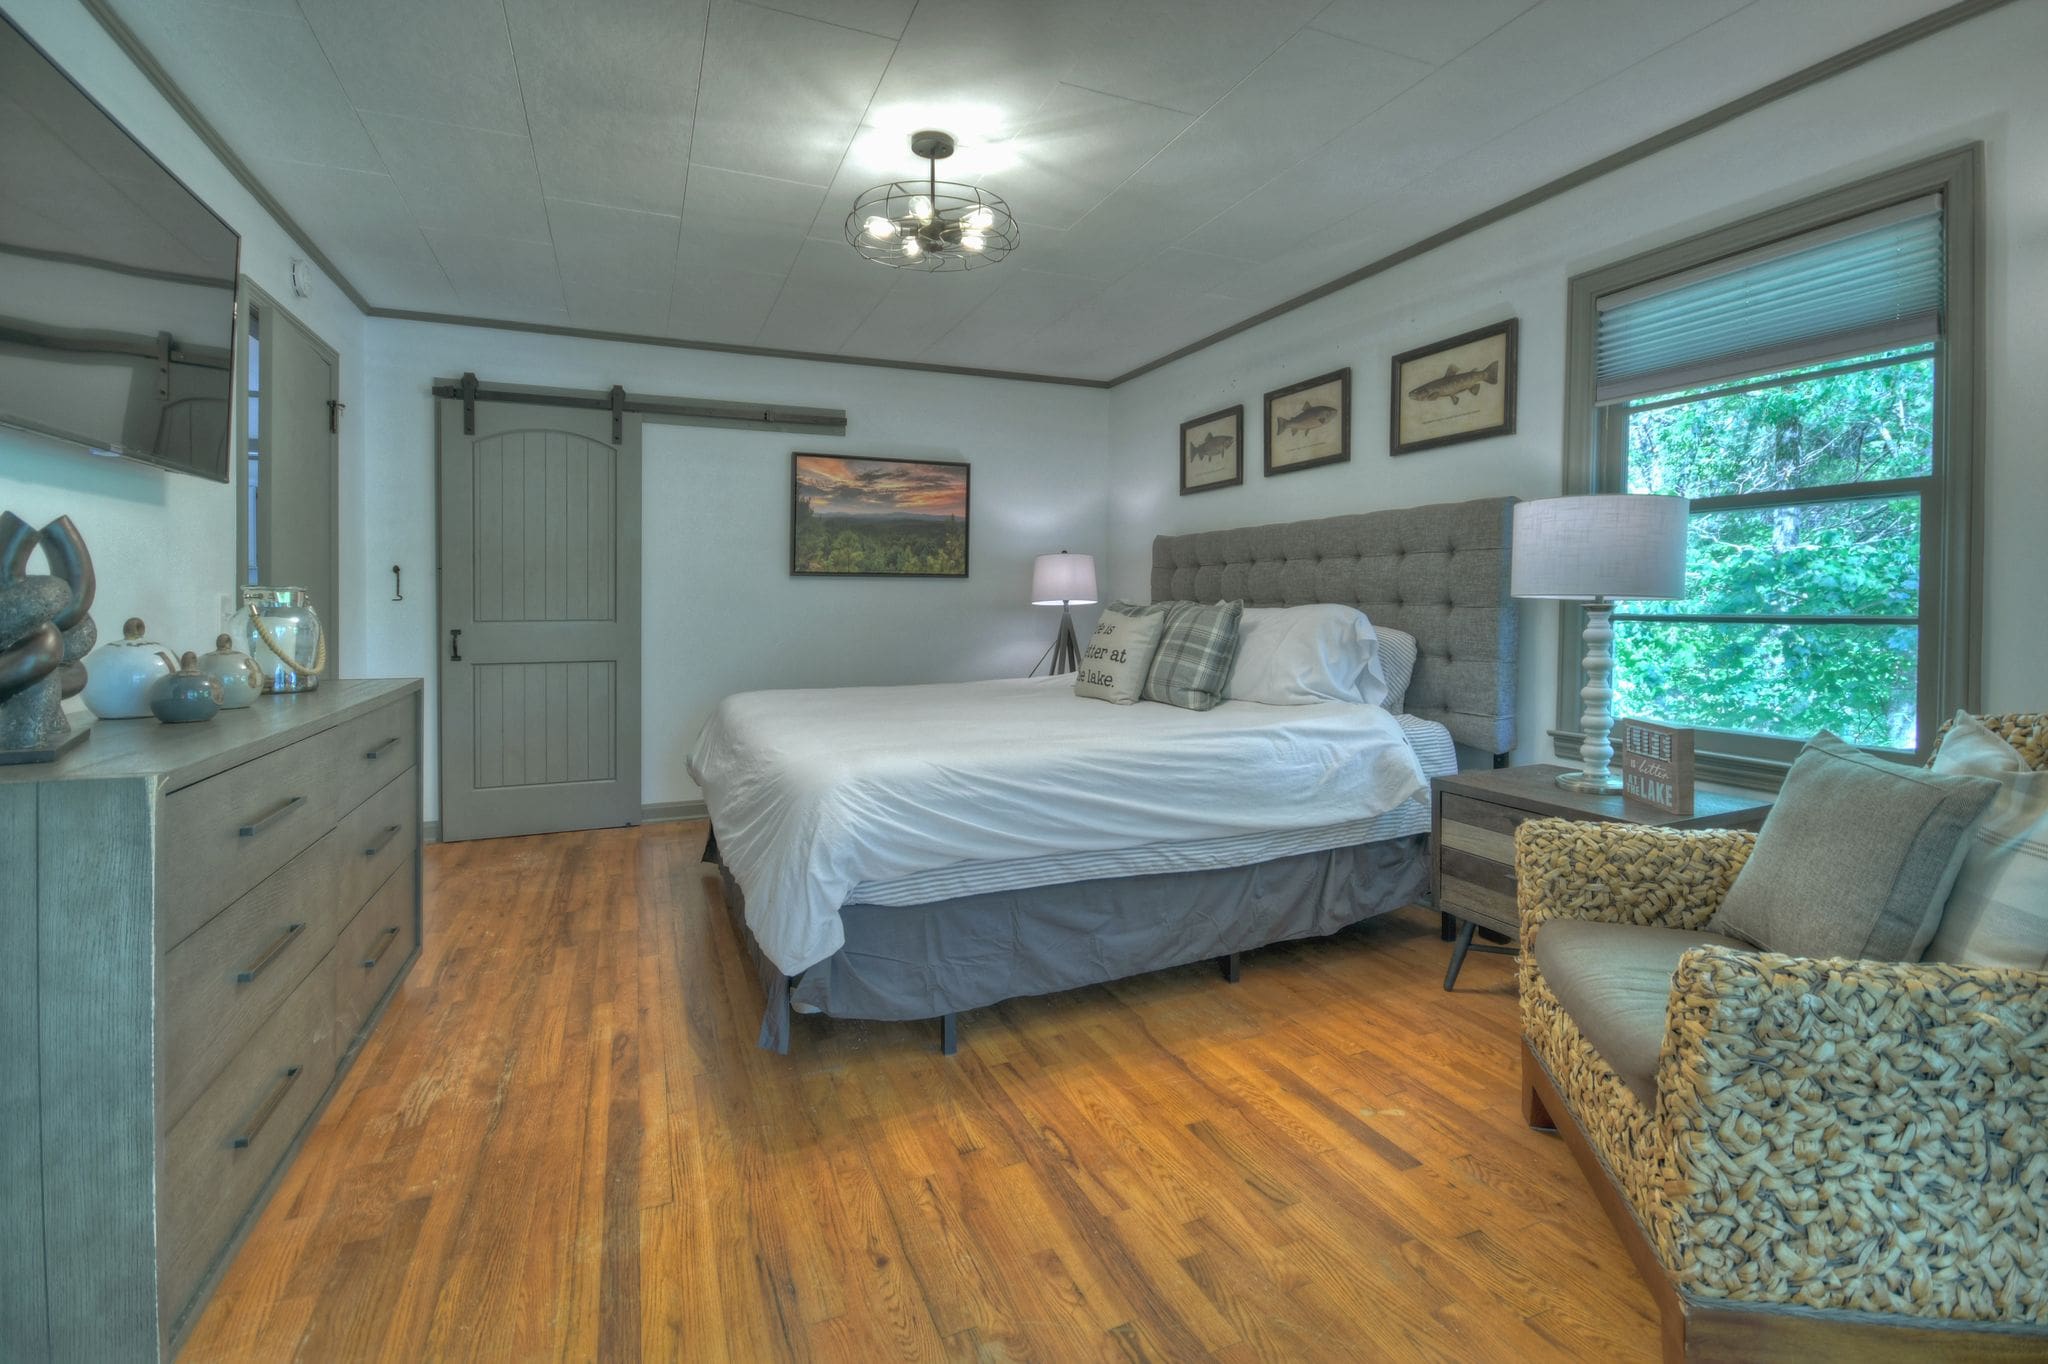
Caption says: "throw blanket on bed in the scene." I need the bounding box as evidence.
[687,675,1430,976]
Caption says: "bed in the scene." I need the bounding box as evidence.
[695,495,1518,1051]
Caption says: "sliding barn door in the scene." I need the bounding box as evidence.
[436,398,642,841]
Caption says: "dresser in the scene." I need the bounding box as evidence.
[0,679,423,1361]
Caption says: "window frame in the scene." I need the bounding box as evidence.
[1556,146,1983,785]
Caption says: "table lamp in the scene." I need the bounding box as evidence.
[1511,494,1688,792]
[1031,551,1097,675]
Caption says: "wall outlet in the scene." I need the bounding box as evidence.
[217,592,233,626]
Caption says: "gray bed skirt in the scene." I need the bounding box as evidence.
[721,834,1431,1053]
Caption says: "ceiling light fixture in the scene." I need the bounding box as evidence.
[845,130,1019,272]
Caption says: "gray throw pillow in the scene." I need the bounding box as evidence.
[1714,731,2000,960]
[1142,600,1244,711]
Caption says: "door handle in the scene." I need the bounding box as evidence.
[449,628,462,662]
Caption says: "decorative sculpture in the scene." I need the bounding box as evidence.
[0,512,98,763]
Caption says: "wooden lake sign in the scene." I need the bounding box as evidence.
[1620,717,1695,816]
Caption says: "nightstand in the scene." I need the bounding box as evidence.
[1432,764,1774,989]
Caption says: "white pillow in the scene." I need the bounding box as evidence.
[1073,604,1167,704]
[1225,604,1388,706]
[1376,627,1419,714]
[1925,710,2048,970]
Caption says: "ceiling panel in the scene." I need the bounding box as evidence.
[546,198,682,291]
[840,265,1008,361]
[359,111,551,244]
[667,263,786,342]
[742,0,916,41]
[297,0,529,134]
[88,0,1978,379]
[501,0,704,215]
[564,279,673,336]
[689,0,896,186]
[1063,0,1332,116]
[247,157,426,261]
[333,241,461,313]
[752,237,893,351]
[995,84,1193,231]
[863,0,1107,145]
[1123,30,1433,207]
[106,0,383,173]
[422,228,566,318]
[918,268,1102,366]
[1308,0,1540,67]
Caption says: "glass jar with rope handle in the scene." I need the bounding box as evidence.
[230,585,326,693]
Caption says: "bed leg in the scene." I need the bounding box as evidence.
[701,823,720,865]
[1219,951,1241,984]
[939,1013,958,1056]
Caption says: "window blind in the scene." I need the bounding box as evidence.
[1594,195,1943,404]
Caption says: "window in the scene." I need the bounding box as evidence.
[1561,149,1981,778]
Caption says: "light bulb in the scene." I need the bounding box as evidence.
[909,195,933,223]
[863,215,897,240]
[964,206,994,231]
[901,237,923,259]
[962,232,985,252]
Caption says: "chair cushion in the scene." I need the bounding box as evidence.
[1533,919,1751,1108]
[1713,731,2000,961]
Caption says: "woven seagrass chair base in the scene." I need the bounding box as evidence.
[1522,1042,2045,1362]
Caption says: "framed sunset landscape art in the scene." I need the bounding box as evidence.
[791,453,971,578]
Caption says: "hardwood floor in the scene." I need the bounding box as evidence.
[179,824,1661,1362]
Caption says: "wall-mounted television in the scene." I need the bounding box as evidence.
[0,12,240,482]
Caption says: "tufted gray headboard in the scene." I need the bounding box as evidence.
[1151,496,1517,756]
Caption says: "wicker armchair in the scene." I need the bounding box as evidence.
[1515,714,2047,1361]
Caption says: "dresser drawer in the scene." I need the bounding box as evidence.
[159,952,336,1323]
[160,730,341,947]
[333,698,417,815]
[336,768,417,917]
[336,867,415,1049]
[160,830,343,1129]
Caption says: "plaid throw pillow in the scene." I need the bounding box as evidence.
[1142,600,1244,711]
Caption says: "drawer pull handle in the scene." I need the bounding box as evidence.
[364,823,402,858]
[362,925,401,970]
[229,1065,302,1150]
[365,736,400,761]
[235,922,305,983]
[238,795,304,837]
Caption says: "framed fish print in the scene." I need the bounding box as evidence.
[1179,405,1244,495]
[1390,318,1518,454]
[1263,368,1350,476]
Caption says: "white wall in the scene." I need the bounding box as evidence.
[1107,0,2048,762]
[356,319,1110,815]
[0,0,366,667]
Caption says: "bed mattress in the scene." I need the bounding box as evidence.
[688,675,1444,977]
[848,712,1453,905]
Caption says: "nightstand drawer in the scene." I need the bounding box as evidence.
[1438,845,1519,935]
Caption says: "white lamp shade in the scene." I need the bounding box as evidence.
[1511,494,1689,601]
[1030,552,1097,605]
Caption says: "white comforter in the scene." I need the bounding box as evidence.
[687,675,1431,976]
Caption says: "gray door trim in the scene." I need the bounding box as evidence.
[233,278,341,675]
[434,397,644,841]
